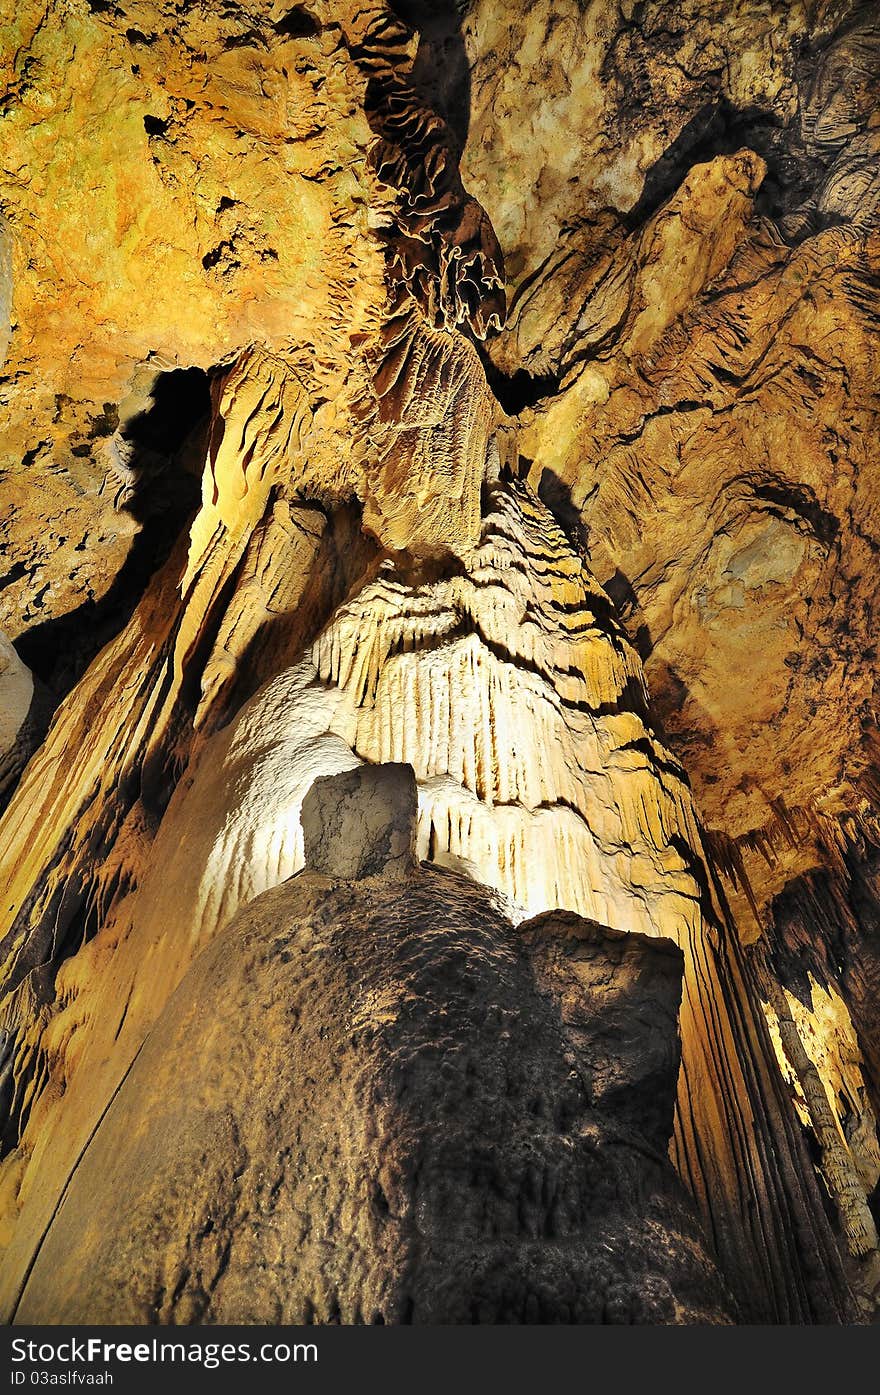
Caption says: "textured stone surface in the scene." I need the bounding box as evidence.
[460,0,880,1301]
[0,0,877,1326]
[14,860,732,1326]
[0,474,850,1325]
[0,0,387,651]
[301,763,418,880]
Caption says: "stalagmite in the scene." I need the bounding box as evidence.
[0,0,878,1327]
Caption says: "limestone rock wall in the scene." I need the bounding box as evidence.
[0,634,41,810]
[462,0,880,1306]
[0,0,877,1325]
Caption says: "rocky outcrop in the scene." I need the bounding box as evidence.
[300,762,418,880]
[13,768,732,1326]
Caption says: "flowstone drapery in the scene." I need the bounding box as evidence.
[1,0,878,1324]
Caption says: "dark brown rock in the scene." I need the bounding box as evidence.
[300,763,418,882]
[15,865,732,1325]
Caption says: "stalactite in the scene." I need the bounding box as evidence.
[763,971,878,1258]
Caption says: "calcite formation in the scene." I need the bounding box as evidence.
[0,0,878,1325]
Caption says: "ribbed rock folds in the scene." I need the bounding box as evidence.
[0,0,878,1325]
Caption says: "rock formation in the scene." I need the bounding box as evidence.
[0,635,42,811]
[13,766,733,1325]
[0,0,878,1324]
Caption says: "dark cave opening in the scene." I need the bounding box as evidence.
[624,97,827,231]
[273,6,321,39]
[14,366,211,709]
[481,361,562,415]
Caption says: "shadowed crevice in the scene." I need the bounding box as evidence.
[14,367,211,711]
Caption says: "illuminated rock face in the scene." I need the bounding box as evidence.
[463,1,880,1293]
[0,0,877,1326]
[0,474,849,1324]
[315,479,698,935]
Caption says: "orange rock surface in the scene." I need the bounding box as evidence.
[1,0,878,1324]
